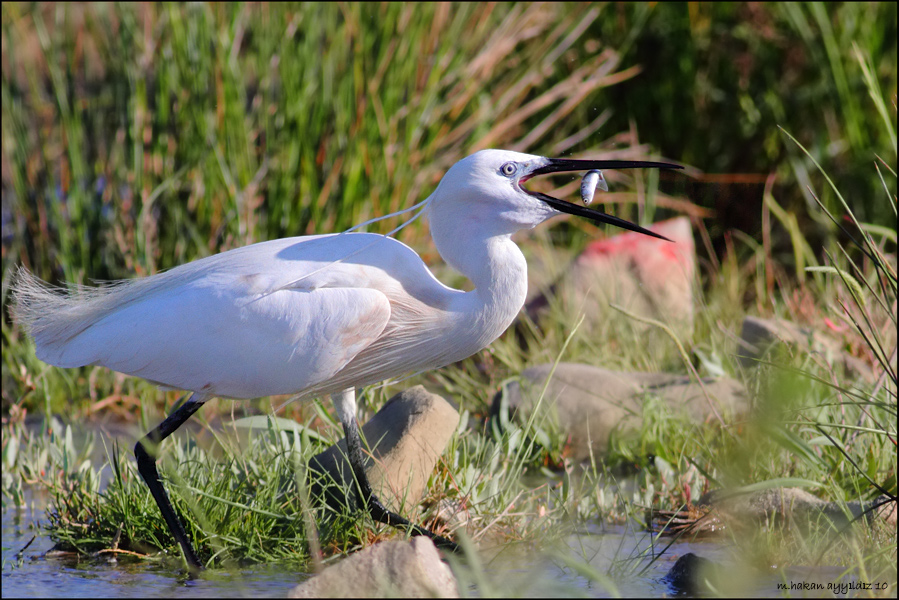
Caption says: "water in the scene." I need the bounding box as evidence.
[2,419,312,597]
[2,496,873,597]
[2,492,311,597]
[0,491,721,597]
[467,525,733,597]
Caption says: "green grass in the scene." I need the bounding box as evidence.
[1,3,677,285]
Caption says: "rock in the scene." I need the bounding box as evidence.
[528,217,696,340]
[701,487,897,531]
[663,553,725,597]
[492,363,747,461]
[874,496,897,528]
[738,316,875,382]
[289,537,459,598]
[421,498,472,534]
[311,386,460,515]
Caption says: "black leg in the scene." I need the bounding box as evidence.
[134,394,207,571]
[341,417,460,552]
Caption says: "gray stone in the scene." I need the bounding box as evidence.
[289,537,459,598]
[528,217,696,340]
[492,363,748,461]
[663,553,725,596]
[311,386,460,515]
[874,496,897,528]
[738,316,875,382]
[421,498,472,534]
[702,487,896,530]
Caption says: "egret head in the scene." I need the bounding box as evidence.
[429,149,682,241]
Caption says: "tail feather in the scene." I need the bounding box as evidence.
[10,266,137,366]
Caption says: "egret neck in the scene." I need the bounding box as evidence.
[429,197,533,353]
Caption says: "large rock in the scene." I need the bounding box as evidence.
[311,386,460,515]
[528,217,696,340]
[492,363,747,461]
[662,553,727,597]
[702,487,896,530]
[738,316,875,382]
[289,537,459,598]
[653,488,895,537]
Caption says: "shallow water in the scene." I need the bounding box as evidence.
[467,525,727,597]
[3,492,863,598]
[2,493,311,597]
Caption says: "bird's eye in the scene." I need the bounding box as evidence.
[500,162,517,177]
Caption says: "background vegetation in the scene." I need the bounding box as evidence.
[1,1,895,590]
[2,3,895,289]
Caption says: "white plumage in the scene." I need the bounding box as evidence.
[14,233,476,400]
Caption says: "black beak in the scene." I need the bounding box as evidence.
[521,158,684,241]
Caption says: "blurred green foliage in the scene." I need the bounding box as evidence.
[2,2,671,285]
[3,3,895,285]
[597,2,896,227]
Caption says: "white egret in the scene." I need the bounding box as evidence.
[11,149,681,570]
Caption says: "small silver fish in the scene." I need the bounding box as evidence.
[580,170,608,204]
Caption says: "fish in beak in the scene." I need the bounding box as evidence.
[519,158,683,241]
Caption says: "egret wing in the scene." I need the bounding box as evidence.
[14,232,452,398]
[38,283,391,399]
